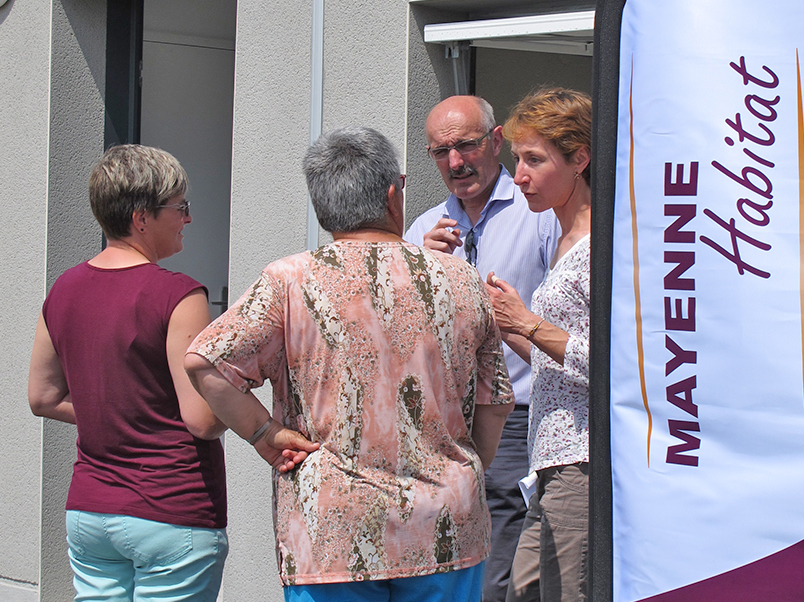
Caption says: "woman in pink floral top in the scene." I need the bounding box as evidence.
[186,127,513,602]
[486,89,592,602]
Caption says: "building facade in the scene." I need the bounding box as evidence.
[0,0,592,599]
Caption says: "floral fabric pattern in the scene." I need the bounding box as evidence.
[528,234,590,472]
[189,240,512,585]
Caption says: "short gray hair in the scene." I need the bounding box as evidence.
[303,127,400,233]
[475,97,496,131]
[89,144,187,240]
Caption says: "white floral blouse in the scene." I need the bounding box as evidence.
[528,234,590,472]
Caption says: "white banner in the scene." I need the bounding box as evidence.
[609,1,804,600]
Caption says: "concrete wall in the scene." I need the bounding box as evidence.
[404,3,468,225]
[223,1,411,598]
[223,0,313,598]
[41,1,107,599]
[0,1,105,601]
[0,1,53,597]
[321,0,408,146]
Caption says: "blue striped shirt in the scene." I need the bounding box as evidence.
[405,166,560,406]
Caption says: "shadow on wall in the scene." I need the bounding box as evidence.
[0,0,14,24]
[59,0,108,98]
[475,47,593,175]
[405,4,472,226]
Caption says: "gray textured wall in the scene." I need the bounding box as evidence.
[0,1,105,601]
[42,1,106,600]
[223,2,410,599]
[0,0,53,595]
[404,4,466,226]
[223,0,313,599]
[321,0,407,146]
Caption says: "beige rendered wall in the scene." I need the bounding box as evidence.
[0,1,54,597]
[0,1,105,601]
[41,2,107,599]
[222,1,313,599]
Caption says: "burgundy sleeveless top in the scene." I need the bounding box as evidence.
[43,262,226,528]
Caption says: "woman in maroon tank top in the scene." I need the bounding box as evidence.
[27,145,315,602]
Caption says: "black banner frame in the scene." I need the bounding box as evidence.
[590,1,626,601]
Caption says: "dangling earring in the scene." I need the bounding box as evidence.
[574,172,580,180]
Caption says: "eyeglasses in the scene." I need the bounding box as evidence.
[427,130,493,162]
[464,228,477,266]
[161,200,191,217]
[397,174,406,190]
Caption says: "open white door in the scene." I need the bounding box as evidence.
[140,0,236,316]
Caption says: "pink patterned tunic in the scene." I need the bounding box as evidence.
[188,240,513,585]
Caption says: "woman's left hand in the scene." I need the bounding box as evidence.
[253,420,320,473]
[485,272,536,336]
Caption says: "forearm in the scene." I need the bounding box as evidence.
[501,331,531,362]
[525,319,569,366]
[175,361,228,440]
[500,311,568,366]
[184,353,272,441]
[174,367,228,440]
[487,275,570,365]
[181,403,228,440]
[185,352,320,472]
[471,403,514,470]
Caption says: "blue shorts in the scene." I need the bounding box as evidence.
[66,510,228,602]
[284,562,485,602]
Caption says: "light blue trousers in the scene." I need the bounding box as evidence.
[66,510,228,602]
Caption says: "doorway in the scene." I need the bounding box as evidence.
[140,0,237,316]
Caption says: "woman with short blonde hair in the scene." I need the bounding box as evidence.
[488,87,593,602]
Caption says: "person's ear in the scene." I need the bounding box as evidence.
[387,183,403,214]
[132,209,148,233]
[387,183,405,233]
[490,125,504,158]
[573,146,591,174]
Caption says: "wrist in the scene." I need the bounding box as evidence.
[525,318,545,341]
[245,417,275,445]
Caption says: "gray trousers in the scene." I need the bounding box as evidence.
[483,405,530,602]
[505,462,589,602]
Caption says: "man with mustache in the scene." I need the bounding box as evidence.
[404,95,560,602]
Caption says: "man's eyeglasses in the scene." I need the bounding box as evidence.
[397,174,406,190]
[464,228,477,266]
[161,200,191,217]
[427,130,493,162]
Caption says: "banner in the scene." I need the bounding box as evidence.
[608,1,804,600]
